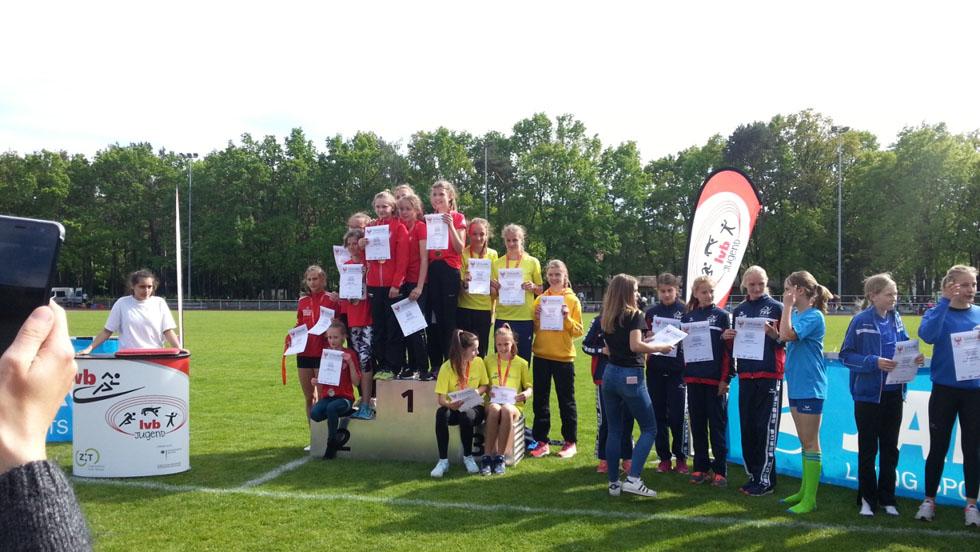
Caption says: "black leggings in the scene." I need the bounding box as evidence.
[426,260,460,368]
[457,307,493,358]
[924,384,980,499]
[435,405,486,459]
[854,389,902,508]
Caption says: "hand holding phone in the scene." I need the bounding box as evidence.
[0,215,64,352]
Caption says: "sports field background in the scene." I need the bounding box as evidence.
[51,311,976,551]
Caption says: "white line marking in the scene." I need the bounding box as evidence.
[237,456,312,488]
[73,475,976,538]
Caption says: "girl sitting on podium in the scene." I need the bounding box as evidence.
[310,321,361,459]
[481,324,532,475]
[431,330,489,477]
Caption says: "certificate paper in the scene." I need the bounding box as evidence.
[539,296,565,331]
[449,387,483,411]
[308,306,336,336]
[498,268,525,305]
[317,349,344,386]
[732,317,767,361]
[332,245,351,273]
[886,339,920,385]
[339,264,364,299]
[681,321,713,363]
[650,316,682,358]
[391,297,428,336]
[490,385,517,405]
[951,330,980,381]
[467,258,492,295]
[424,214,449,250]
[365,226,390,261]
[284,325,308,355]
[649,324,687,355]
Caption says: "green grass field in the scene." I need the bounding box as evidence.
[52,311,972,551]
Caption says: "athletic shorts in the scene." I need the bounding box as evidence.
[788,398,823,415]
[297,356,319,370]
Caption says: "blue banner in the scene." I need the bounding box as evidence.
[729,356,967,506]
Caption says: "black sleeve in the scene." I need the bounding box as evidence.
[0,461,92,552]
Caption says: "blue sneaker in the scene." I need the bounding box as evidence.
[351,404,372,420]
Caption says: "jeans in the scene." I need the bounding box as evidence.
[310,397,353,440]
[602,363,657,483]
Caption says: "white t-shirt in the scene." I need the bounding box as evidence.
[104,295,178,350]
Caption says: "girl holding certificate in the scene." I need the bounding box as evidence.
[425,180,468,371]
[681,276,732,487]
[431,330,490,477]
[490,224,543,363]
[778,270,831,515]
[340,229,375,419]
[397,193,430,380]
[722,266,783,496]
[841,273,923,517]
[361,190,410,381]
[310,321,361,459]
[458,218,498,357]
[481,324,532,475]
[583,314,635,474]
[529,260,583,458]
[915,265,980,525]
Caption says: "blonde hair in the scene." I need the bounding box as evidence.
[326,319,348,337]
[501,223,526,241]
[600,274,639,334]
[686,276,716,312]
[347,212,371,228]
[941,265,979,289]
[397,193,424,221]
[393,184,414,200]
[302,265,327,292]
[544,259,572,291]
[432,180,457,211]
[373,190,396,210]
[861,273,896,310]
[740,265,769,292]
[494,323,518,350]
[786,270,832,314]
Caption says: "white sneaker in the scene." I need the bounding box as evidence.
[884,505,899,516]
[859,498,874,517]
[463,455,479,474]
[915,500,935,521]
[966,504,980,527]
[609,481,622,496]
[430,459,450,478]
[303,445,311,452]
[622,476,657,498]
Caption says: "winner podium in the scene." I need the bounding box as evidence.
[310,378,524,465]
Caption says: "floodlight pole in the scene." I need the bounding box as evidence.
[180,153,199,301]
[483,142,489,219]
[831,126,848,298]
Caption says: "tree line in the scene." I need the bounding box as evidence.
[1,110,977,299]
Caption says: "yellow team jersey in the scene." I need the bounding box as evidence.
[458,245,498,311]
[531,288,584,362]
[434,357,490,395]
[484,353,532,413]
[491,254,542,321]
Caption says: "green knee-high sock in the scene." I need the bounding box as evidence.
[781,451,807,504]
[788,452,821,514]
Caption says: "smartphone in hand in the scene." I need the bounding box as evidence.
[0,215,64,351]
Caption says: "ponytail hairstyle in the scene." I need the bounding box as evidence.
[685,275,715,312]
[468,217,492,254]
[372,190,396,214]
[448,329,479,379]
[860,273,896,310]
[600,274,639,334]
[327,319,348,337]
[494,323,518,349]
[397,193,424,222]
[127,269,157,295]
[302,265,328,293]
[739,265,770,295]
[544,259,572,291]
[785,270,832,314]
[432,180,457,211]
[941,264,979,289]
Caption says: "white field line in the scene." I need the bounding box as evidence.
[74,468,976,539]
[237,455,312,488]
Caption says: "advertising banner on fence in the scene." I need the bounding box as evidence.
[684,168,761,308]
[729,356,967,506]
[73,354,190,477]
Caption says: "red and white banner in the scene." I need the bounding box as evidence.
[684,169,761,308]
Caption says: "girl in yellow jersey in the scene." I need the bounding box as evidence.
[458,218,498,357]
[529,259,584,458]
[490,224,543,363]
[481,324,533,475]
[431,330,490,477]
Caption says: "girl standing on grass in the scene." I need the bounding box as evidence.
[600,274,675,497]
[481,324,532,475]
[722,266,783,496]
[681,276,732,487]
[431,330,489,477]
[458,218,498,358]
[778,270,831,515]
[583,314,634,475]
[490,224,543,363]
[425,180,468,371]
[841,273,924,517]
[340,229,375,419]
[396,193,430,380]
[529,260,583,458]
[310,321,361,459]
[292,265,341,442]
[914,265,980,526]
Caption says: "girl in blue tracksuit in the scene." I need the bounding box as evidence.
[582,315,634,474]
[681,276,732,487]
[914,265,980,526]
[840,273,924,517]
[723,266,784,496]
[644,272,688,474]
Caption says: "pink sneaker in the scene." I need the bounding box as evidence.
[656,460,672,473]
[596,460,608,473]
[530,443,550,457]
[621,459,632,474]
[675,461,689,475]
[557,442,577,458]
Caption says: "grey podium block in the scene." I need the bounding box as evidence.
[310,379,524,466]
